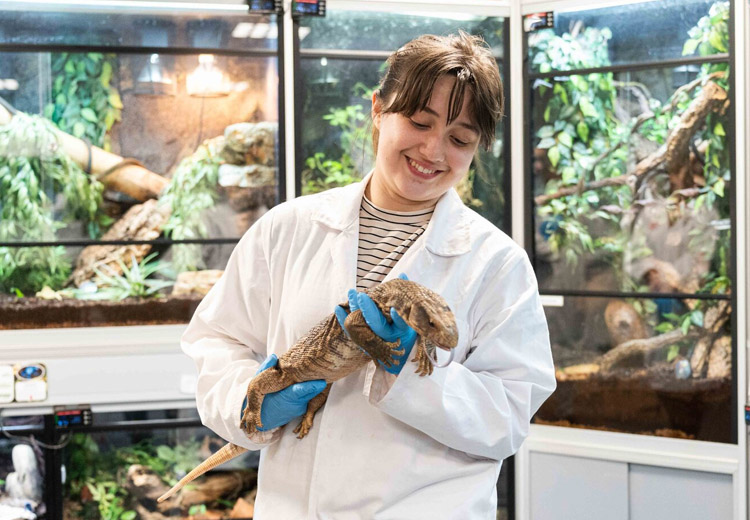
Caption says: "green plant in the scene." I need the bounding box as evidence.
[0,113,108,294]
[160,138,224,272]
[302,82,375,195]
[85,253,174,300]
[44,53,123,151]
[67,434,204,520]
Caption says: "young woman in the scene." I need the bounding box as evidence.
[182,32,556,518]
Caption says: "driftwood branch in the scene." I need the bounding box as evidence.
[0,102,167,200]
[598,328,698,372]
[599,299,731,374]
[536,77,728,206]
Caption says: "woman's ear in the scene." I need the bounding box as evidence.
[371,90,382,129]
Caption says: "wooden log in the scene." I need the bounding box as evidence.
[598,328,697,372]
[70,199,170,286]
[0,103,168,201]
[690,301,731,377]
[126,463,257,514]
[664,81,728,190]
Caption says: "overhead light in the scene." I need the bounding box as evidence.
[186,54,230,97]
[135,54,176,96]
[231,22,278,39]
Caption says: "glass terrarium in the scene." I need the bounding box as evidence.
[60,409,258,520]
[526,0,733,442]
[0,6,281,329]
[297,10,510,230]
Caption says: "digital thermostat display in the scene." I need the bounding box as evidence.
[292,0,326,16]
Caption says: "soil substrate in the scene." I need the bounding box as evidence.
[535,363,732,443]
[0,295,202,329]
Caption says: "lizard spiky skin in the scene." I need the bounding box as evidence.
[157,279,457,503]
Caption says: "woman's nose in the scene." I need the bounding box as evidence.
[419,131,446,162]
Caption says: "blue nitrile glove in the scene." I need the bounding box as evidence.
[334,273,417,375]
[241,354,327,431]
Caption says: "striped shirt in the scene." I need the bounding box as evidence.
[356,196,434,290]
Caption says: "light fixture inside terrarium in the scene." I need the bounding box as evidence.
[186,54,230,97]
[135,53,176,96]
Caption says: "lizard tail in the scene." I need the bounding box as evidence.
[157,443,248,503]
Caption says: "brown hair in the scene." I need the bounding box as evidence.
[373,31,504,151]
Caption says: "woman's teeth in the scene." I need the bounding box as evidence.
[409,158,437,175]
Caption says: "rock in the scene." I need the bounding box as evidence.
[172,270,224,297]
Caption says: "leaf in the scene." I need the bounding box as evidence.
[682,38,699,56]
[547,146,560,168]
[80,108,98,123]
[558,132,573,148]
[690,310,704,327]
[708,29,727,52]
[100,61,112,88]
[108,92,123,110]
[713,177,725,197]
[537,125,555,138]
[576,121,589,142]
[579,97,598,118]
[681,316,691,335]
[120,511,137,520]
[72,122,86,138]
[543,105,551,122]
[537,137,556,149]
[713,122,725,136]
[666,345,680,362]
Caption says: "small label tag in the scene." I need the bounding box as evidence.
[540,295,564,307]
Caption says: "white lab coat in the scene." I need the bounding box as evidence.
[182,175,556,519]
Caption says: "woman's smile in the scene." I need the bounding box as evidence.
[406,156,444,179]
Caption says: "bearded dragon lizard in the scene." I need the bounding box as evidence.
[157,278,458,503]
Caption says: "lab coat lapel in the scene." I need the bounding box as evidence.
[310,175,371,298]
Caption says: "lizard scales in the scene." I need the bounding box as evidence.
[157,278,458,503]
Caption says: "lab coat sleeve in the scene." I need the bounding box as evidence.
[369,250,556,461]
[181,211,282,449]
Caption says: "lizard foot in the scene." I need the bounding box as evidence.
[413,343,434,377]
[293,415,314,439]
[240,389,265,434]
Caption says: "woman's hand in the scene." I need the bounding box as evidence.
[334,273,417,375]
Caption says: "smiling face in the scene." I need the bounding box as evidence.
[367,75,480,212]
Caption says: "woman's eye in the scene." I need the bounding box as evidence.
[410,119,429,129]
[452,137,469,147]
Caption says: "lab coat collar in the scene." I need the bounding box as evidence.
[311,172,472,257]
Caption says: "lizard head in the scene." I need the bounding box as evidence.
[407,299,458,350]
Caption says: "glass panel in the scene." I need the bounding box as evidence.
[0,7,280,329]
[527,0,724,73]
[0,416,46,517]
[298,57,380,195]
[298,14,508,229]
[299,11,504,54]
[531,64,731,295]
[62,409,258,518]
[0,9,277,51]
[535,295,732,443]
